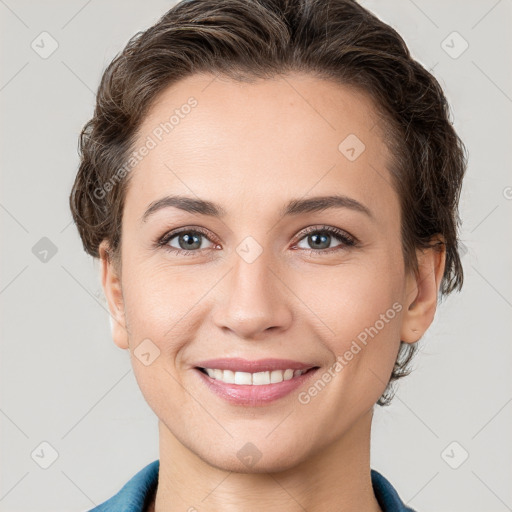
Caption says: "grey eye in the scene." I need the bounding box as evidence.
[296,231,343,250]
[167,231,214,251]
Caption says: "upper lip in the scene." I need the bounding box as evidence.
[195,358,318,373]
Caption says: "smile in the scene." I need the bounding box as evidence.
[197,367,316,385]
[194,365,320,406]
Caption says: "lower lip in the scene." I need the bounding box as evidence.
[194,367,319,406]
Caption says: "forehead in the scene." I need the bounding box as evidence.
[125,72,397,223]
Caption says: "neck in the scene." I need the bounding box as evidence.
[151,409,382,512]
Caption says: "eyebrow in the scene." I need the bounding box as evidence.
[140,194,373,223]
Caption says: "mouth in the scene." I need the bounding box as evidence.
[194,364,321,406]
[195,366,319,385]
[192,357,321,405]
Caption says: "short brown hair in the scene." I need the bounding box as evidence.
[69,0,468,406]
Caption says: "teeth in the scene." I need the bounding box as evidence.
[203,368,307,385]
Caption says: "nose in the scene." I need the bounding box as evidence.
[212,248,293,340]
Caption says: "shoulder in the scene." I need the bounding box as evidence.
[371,468,418,512]
[85,459,159,512]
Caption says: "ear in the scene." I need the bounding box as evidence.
[400,236,446,344]
[99,240,129,350]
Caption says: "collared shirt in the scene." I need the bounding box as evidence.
[87,459,417,512]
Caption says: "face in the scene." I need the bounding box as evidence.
[101,72,442,473]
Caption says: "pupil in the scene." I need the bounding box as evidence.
[311,233,329,249]
[180,233,201,250]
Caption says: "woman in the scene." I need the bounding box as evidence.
[69,0,467,510]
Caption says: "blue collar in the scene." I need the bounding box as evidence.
[88,459,417,511]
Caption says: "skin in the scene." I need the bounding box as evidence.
[99,72,445,512]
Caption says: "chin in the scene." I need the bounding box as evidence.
[202,445,305,474]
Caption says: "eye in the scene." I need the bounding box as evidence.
[294,225,357,255]
[156,225,357,257]
[158,227,218,256]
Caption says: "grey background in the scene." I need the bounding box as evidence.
[1,1,511,511]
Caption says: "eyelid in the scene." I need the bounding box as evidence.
[158,226,219,247]
[294,225,357,244]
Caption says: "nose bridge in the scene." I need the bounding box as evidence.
[233,238,274,299]
[213,235,291,337]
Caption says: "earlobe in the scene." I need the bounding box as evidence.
[400,238,446,344]
[99,240,129,350]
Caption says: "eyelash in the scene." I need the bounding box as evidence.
[155,225,358,257]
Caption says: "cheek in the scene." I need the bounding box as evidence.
[298,254,403,333]
[291,252,405,390]
[121,263,190,349]
[121,265,196,414]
